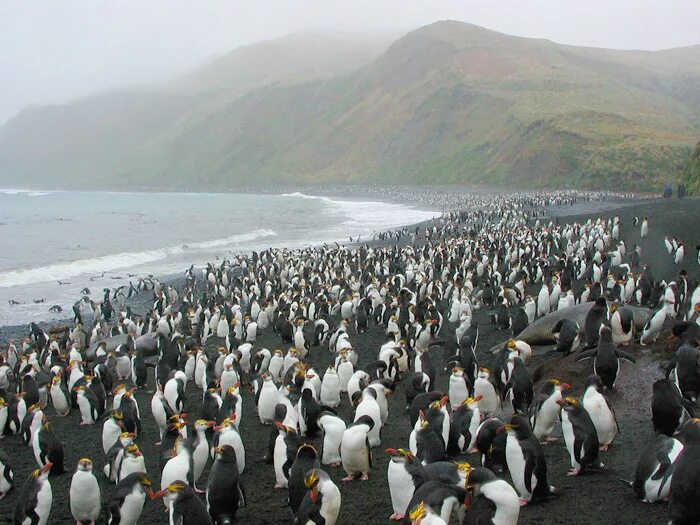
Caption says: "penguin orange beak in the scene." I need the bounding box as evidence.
[385,448,398,455]
[556,399,566,406]
[561,383,571,391]
[150,489,167,500]
[41,462,53,474]
[309,486,319,504]
[440,396,449,406]
[474,395,483,402]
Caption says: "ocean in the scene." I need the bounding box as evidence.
[0,189,437,325]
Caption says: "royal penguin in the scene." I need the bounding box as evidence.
[582,375,619,450]
[632,435,683,503]
[446,395,482,456]
[118,443,147,482]
[160,438,194,509]
[318,411,346,468]
[69,458,101,524]
[576,326,636,389]
[297,468,341,525]
[609,304,634,345]
[502,414,553,505]
[320,366,342,408]
[14,463,53,525]
[640,303,668,346]
[257,373,279,425]
[473,368,500,416]
[558,396,602,476]
[652,379,695,436]
[583,297,609,348]
[288,443,321,516]
[0,447,13,500]
[341,415,373,481]
[153,481,213,525]
[206,445,247,524]
[107,472,153,525]
[461,466,520,525]
[669,419,700,524]
[530,379,570,443]
[551,319,581,355]
[32,420,64,475]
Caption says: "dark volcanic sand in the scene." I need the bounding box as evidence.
[0,197,698,524]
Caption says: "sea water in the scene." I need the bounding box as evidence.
[0,189,437,325]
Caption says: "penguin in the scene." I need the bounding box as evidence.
[652,379,695,436]
[318,411,346,468]
[107,472,153,525]
[273,422,298,489]
[296,468,341,525]
[114,439,145,479]
[415,415,447,465]
[609,304,634,346]
[473,368,500,416]
[511,307,529,337]
[583,297,608,348]
[286,442,319,513]
[582,375,619,450]
[69,458,101,524]
[353,387,382,448]
[640,216,649,238]
[558,396,602,476]
[446,396,481,456]
[530,379,570,443]
[75,385,101,425]
[48,374,70,416]
[462,466,520,525]
[670,344,700,403]
[576,326,636,389]
[192,419,213,489]
[153,481,213,525]
[404,483,461,524]
[503,354,533,414]
[32,420,64,475]
[551,319,581,355]
[341,414,373,481]
[130,350,147,389]
[320,366,342,408]
[206,445,247,524]
[502,414,553,505]
[212,418,245,474]
[102,410,125,454]
[447,367,471,408]
[0,447,13,500]
[14,463,53,525]
[640,304,667,346]
[632,434,683,503]
[257,373,280,425]
[160,438,195,508]
[669,419,700,524]
[164,371,187,415]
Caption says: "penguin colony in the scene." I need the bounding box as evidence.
[0,190,698,524]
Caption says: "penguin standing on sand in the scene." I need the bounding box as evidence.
[107,472,153,525]
[576,326,636,389]
[503,354,533,414]
[670,419,700,524]
[583,297,608,348]
[14,463,53,525]
[651,379,695,436]
[473,368,500,416]
[341,415,373,481]
[75,385,101,425]
[289,443,321,516]
[296,468,341,525]
[609,304,634,345]
[447,395,481,455]
[640,303,667,346]
[582,375,619,451]
[206,445,246,524]
[462,466,520,525]
[69,458,101,524]
[0,447,13,500]
[502,414,553,505]
[669,344,700,403]
[32,420,64,475]
[318,411,346,468]
[153,481,213,525]
[530,379,570,443]
[558,397,601,476]
[632,435,683,503]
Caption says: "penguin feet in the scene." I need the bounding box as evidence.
[80,421,90,426]
[518,498,530,507]
[545,435,559,443]
[274,483,287,489]
[567,468,581,477]
[360,473,369,481]
[599,444,610,452]
[389,513,405,520]
[467,448,478,454]
[330,462,341,468]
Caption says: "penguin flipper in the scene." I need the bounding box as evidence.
[615,349,637,363]
[367,437,373,469]
[523,451,536,494]
[238,482,247,508]
[650,450,672,481]
[575,349,597,361]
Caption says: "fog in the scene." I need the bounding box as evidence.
[1,0,699,125]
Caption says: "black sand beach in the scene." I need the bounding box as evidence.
[0,194,698,524]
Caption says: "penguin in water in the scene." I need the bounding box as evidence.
[296,468,342,525]
[652,379,695,436]
[530,379,570,444]
[341,415,373,481]
[582,375,619,451]
[632,434,683,503]
[153,481,213,525]
[552,318,581,355]
[69,457,101,524]
[502,414,553,506]
[14,463,53,525]
[669,419,700,524]
[0,447,13,500]
[206,445,247,525]
[107,472,153,525]
[557,396,602,476]
[576,326,636,389]
[462,465,520,525]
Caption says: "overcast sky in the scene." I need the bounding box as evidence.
[1,0,699,125]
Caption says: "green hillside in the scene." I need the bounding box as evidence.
[1,21,698,191]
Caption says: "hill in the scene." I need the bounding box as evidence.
[1,21,698,191]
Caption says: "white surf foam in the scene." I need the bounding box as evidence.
[0,228,276,288]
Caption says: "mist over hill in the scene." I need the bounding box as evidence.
[1,21,698,191]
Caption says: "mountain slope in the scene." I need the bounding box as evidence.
[1,21,698,191]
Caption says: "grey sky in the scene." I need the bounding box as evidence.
[1,0,699,125]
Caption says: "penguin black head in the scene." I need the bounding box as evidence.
[466,466,499,489]
[599,325,613,343]
[295,443,319,461]
[214,444,238,463]
[353,414,375,431]
[585,375,603,391]
[501,414,532,439]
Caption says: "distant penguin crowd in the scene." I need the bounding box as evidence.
[0,189,699,525]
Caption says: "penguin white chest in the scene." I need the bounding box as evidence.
[387,461,414,515]
[505,436,534,499]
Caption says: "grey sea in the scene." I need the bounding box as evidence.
[0,189,437,325]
